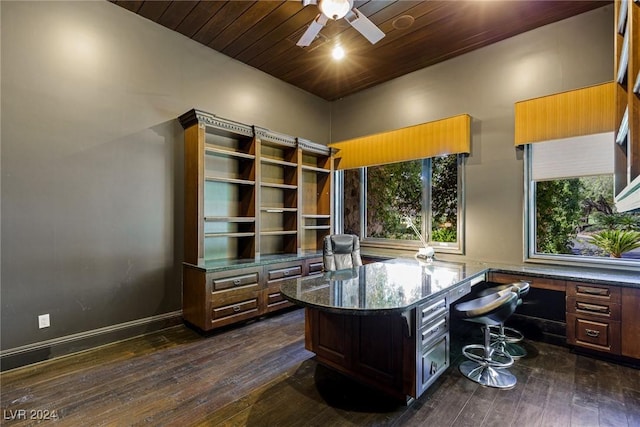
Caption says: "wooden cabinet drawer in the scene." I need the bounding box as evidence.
[212,298,259,321]
[210,272,259,291]
[263,288,294,313]
[267,290,287,306]
[567,313,620,354]
[306,260,324,276]
[417,297,447,329]
[566,296,621,320]
[265,262,303,282]
[567,281,621,304]
[488,272,564,292]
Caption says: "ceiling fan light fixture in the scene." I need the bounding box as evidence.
[332,45,345,60]
[319,0,352,20]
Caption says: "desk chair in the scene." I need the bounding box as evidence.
[323,234,363,271]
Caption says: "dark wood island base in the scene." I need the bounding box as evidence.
[304,308,418,403]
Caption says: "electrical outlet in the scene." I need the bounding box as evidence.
[38,314,50,329]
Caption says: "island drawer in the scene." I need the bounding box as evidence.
[448,282,471,304]
[417,334,449,395]
[419,314,448,350]
[417,297,448,329]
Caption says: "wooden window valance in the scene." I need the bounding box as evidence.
[514,82,615,146]
[329,114,471,170]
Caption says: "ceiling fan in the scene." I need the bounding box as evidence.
[296,0,385,47]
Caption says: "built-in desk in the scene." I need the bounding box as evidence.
[280,258,487,401]
[281,257,639,400]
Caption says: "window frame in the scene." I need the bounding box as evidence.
[335,155,465,255]
[524,144,640,269]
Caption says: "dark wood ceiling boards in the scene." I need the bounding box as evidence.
[111,1,610,101]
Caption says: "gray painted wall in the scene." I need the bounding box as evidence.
[331,6,614,265]
[0,1,614,354]
[0,1,330,351]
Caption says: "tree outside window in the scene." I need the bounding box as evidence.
[343,154,463,251]
[534,175,640,261]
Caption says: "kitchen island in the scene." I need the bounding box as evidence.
[279,258,487,402]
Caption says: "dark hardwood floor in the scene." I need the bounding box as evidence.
[1,308,639,426]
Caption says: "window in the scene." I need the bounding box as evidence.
[340,154,464,253]
[525,139,640,266]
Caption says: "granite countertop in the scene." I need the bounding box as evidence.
[279,258,487,315]
[280,256,639,316]
[184,251,323,272]
[484,262,639,287]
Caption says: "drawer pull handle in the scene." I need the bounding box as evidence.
[577,286,609,297]
[585,329,600,338]
[233,279,241,286]
[422,300,446,316]
[423,319,446,338]
[576,302,609,314]
[232,305,241,313]
[284,270,290,276]
[430,361,438,375]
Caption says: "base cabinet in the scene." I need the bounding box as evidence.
[490,271,638,362]
[305,308,415,401]
[183,257,322,332]
[303,283,467,401]
[566,281,622,355]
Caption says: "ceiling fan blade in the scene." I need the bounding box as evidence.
[346,8,385,45]
[297,14,328,47]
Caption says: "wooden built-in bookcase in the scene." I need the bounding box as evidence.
[299,138,333,252]
[614,0,640,212]
[179,109,333,331]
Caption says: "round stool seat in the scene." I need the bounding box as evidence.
[454,290,519,325]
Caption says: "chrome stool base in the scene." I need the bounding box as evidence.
[461,344,514,368]
[486,325,528,359]
[492,341,527,360]
[488,325,525,343]
[459,361,517,389]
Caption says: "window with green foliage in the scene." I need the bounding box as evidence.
[527,145,640,265]
[342,155,464,253]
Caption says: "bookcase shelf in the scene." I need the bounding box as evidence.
[180,109,334,262]
[179,109,333,332]
[205,216,256,223]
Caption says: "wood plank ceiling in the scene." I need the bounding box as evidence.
[111,1,610,101]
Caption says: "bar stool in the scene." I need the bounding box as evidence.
[454,289,519,389]
[477,281,530,359]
